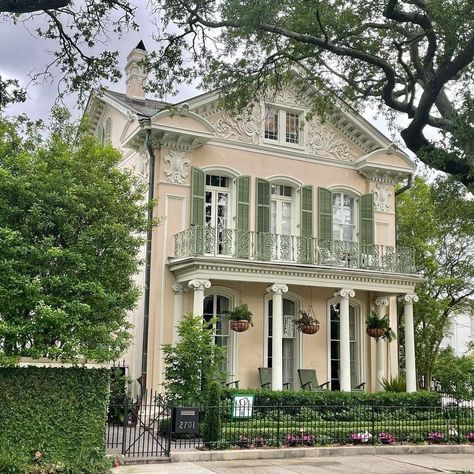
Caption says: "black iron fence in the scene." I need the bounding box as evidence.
[107,390,172,458]
[107,394,474,457]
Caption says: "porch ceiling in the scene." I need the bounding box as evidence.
[168,256,423,294]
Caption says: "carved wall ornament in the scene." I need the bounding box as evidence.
[272,87,307,107]
[373,183,392,212]
[307,120,355,161]
[163,149,190,184]
[212,106,262,144]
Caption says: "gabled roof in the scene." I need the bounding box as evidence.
[105,90,167,118]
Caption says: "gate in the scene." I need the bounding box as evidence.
[107,390,172,459]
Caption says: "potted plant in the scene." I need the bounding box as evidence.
[296,309,320,335]
[225,304,253,332]
[365,312,395,340]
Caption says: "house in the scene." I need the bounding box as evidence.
[86,42,423,394]
[440,313,474,356]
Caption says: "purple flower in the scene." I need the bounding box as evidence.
[351,431,372,443]
[427,431,444,443]
[284,433,298,446]
[466,431,474,442]
[301,434,316,446]
[378,432,396,444]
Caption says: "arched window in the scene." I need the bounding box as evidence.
[270,184,296,259]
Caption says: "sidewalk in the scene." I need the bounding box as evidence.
[114,446,474,473]
[115,453,474,473]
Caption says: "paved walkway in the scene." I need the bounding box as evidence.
[115,453,474,473]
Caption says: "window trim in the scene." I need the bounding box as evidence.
[327,186,361,243]
[263,105,305,148]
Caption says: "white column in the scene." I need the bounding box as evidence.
[335,289,355,392]
[398,293,419,393]
[267,283,288,390]
[188,279,211,316]
[172,283,187,343]
[374,297,389,391]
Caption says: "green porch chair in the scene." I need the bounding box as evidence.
[298,369,330,391]
[258,367,290,389]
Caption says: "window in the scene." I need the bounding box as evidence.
[271,184,295,259]
[205,174,231,255]
[203,294,231,373]
[329,302,361,391]
[264,107,302,145]
[332,192,356,242]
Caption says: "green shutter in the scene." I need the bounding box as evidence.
[236,176,250,258]
[191,167,205,254]
[318,187,332,242]
[300,185,313,263]
[256,178,271,260]
[359,193,374,247]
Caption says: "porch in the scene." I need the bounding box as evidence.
[168,255,423,394]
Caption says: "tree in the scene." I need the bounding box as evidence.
[3,2,474,190]
[0,1,136,107]
[433,347,474,400]
[397,176,474,389]
[162,313,226,404]
[0,109,151,364]
[150,0,474,191]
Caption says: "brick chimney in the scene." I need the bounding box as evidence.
[125,40,147,99]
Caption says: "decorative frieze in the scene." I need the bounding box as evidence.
[163,149,190,184]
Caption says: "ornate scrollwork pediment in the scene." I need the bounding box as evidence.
[307,120,356,161]
[212,105,262,145]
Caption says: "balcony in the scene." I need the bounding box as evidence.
[172,226,416,274]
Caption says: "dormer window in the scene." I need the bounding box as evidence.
[264,107,302,145]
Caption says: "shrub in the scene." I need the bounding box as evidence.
[381,376,406,392]
[0,366,110,472]
[203,381,222,446]
[162,313,226,404]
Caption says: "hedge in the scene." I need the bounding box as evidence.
[221,388,442,407]
[0,366,110,473]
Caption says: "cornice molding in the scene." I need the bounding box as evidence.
[169,257,422,293]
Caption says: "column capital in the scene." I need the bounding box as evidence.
[374,297,390,307]
[398,293,419,304]
[334,288,355,299]
[188,279,211,291]
[172,282,189,294]
[266,283,288,295]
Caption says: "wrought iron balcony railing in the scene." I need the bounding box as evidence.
[173,226,416,274]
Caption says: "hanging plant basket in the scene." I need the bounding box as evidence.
[366,327,386,338]
[298,322,320,335]
[230,320,251,332]
[296,306,320,335]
